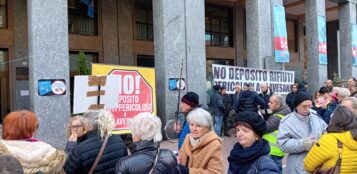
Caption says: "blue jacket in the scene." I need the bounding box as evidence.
[178,121,189,150]
[315,101,337,124]
[246,156,279,174]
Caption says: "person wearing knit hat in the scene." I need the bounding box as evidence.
[291,91,312,110]
[228,111,279,173]
[181,92,199,108]
[277,91,327,173]
[177,91,200,150]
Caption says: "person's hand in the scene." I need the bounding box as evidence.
[303,137,317,151]
[177,154,181,164]
[69,132,77,142]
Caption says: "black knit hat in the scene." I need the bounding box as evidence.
[292,91,312,109]
[213,85,221,91]
[234,111,267,136]
[181,92,199,107]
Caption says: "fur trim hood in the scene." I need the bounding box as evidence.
[0,140,66,174]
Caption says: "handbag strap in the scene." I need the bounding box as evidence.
[89,135,109,174]
[148,149,161,174]
[335,139,343,166]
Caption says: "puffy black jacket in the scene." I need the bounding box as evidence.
[64,130,128,174]
[237,90,265,112]
[115,140,178,174]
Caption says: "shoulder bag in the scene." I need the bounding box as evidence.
[88,135,109,174]
[148,149,161,174]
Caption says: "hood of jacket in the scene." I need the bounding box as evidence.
[0,140,66,174]
[330,131,357,150]
[128,140,159,154]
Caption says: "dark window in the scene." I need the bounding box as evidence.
[206,59,233,102]
[137,55,154,67]
[205,5,233,47]
[69,51,98,75]
[68,0,98,35]
[69,51,98,113]
[0,48,9,122]
[135,0,153,40]
[0,0,7,28]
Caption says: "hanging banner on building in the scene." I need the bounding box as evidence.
[212,64,295,95]
[318,15,328,64]
[352,24,357,66]
[92,64,156,134]
[273,5,289,63]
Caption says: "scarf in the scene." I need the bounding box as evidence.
[228,139,270,174]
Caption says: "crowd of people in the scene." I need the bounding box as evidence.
[0,77,357,173]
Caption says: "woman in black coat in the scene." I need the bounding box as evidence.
[116,113,178,174]
[64,110,128,174]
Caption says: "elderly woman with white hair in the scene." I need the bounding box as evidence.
[64,110,128,174]
[115,112,178,174]
[178,108,224,174]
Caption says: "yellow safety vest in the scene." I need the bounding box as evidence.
[262,113,285,157]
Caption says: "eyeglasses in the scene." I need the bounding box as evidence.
[71,124,83,129]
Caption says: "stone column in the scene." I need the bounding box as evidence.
[118,0,134,65]
[153,0,206,123]
[27,0,70,148]
[339,1,357,78]
[234,5,245,66]
[102,0,119,64]
[246,0,272,69]
[305,0,327,93]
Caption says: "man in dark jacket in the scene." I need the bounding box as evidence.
[263,94,291,173]
[64,110,128,174]
[220,86,232,137]
[210,85,226,136]
[259,83,274,120]
[286,83,298,111]
[235,84,265,113]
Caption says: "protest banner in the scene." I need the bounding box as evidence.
[212,64,295,94]
[273,5,289,63]
[92,64,156,134]
[318,15,327,64]
[352,24,357,66]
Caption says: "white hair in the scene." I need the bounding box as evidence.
[83,109,115,140]
[338,87,351,99]
[187,108,213,130]
[129,112,162,142]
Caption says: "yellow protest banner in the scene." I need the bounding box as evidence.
[92,63,156,134]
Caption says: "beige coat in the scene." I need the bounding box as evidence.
[0,140,66,174]
[179,131,224,174]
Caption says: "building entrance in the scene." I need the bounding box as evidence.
[0,49,9,123]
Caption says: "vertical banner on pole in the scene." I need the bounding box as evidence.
[318,16,328,64]
[352,24,357,66]
[273,5,289,63]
